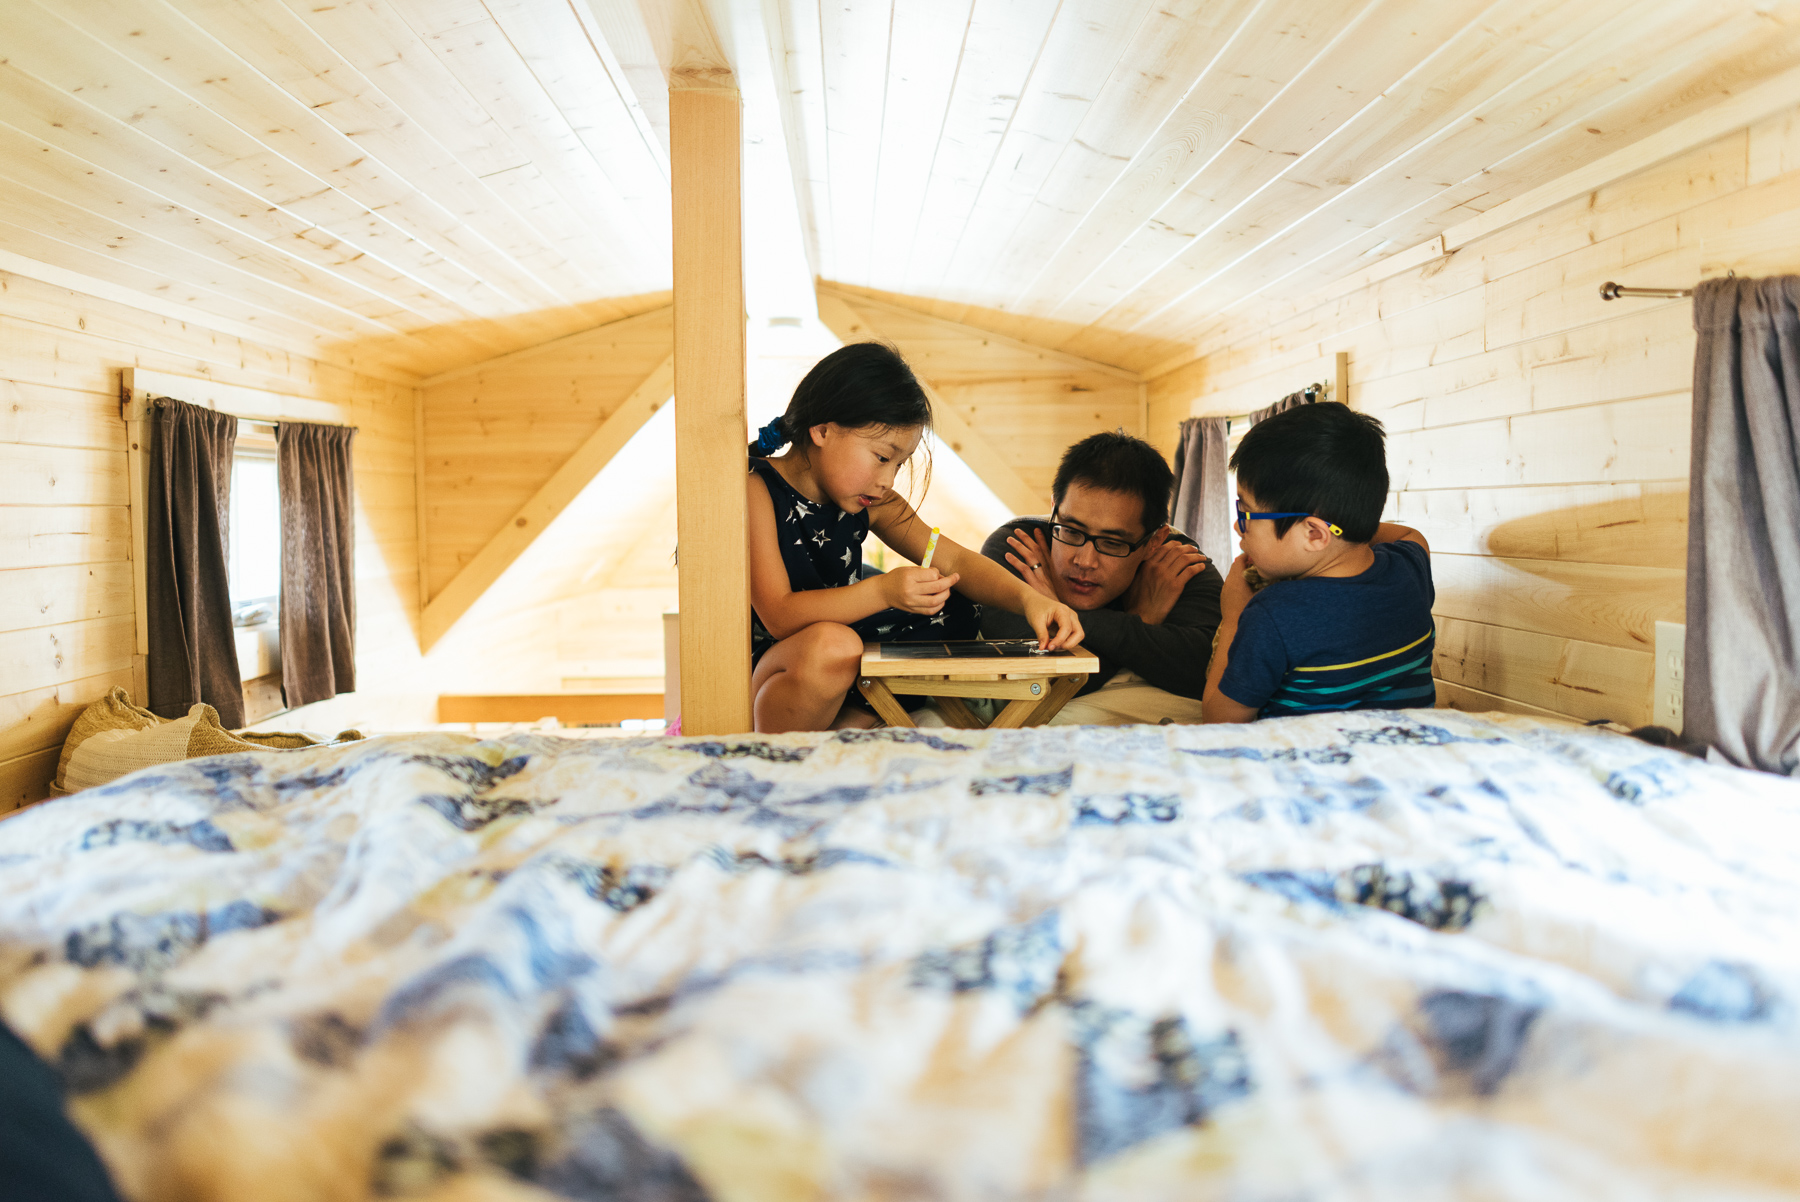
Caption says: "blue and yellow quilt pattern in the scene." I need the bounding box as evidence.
[1,710,1797,1200]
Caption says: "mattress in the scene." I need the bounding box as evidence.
[1,710,1796,1201]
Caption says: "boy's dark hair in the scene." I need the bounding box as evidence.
[1229,402,1387,543]
[775,341,932,450]
[1052,430,1172,533]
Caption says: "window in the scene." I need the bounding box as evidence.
[230,421,283,719]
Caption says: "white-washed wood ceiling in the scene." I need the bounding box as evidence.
[3,1,1799,379]
[775,0,1800,371]
[0,0,671,377]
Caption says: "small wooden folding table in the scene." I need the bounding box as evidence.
[856,641,1099,730]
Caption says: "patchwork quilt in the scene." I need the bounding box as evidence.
[1,710,1797,1202]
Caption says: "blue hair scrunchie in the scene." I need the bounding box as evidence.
[749,417,789,457]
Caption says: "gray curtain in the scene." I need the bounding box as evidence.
[145,398,245,726]
[1171,385,1323,562]
[277,421,358,709]
[1686,276,1800,775]
[1171,417,1230,561]
[1249,383,1322,426]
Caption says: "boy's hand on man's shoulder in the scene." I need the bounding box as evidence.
[1220,554,1257,618]
[1124,527,1209,625]
[1371,522,1430,554]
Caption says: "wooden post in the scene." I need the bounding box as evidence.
[670,87,753,734]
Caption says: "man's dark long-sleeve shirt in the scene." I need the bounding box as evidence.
[978,518,1223,699]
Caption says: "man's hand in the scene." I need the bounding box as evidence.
[882,566,960,615]
[1022,592,1083,651]
[1004,526,1061,602]
[1219,554,1256,620]
[1123,527,1208,625]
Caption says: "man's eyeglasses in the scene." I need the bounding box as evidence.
[1235,499,1343,537]
[1048,520,1150,558]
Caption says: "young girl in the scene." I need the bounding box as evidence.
[748,342,1084,733]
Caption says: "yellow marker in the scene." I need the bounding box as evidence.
[920,527,941,570]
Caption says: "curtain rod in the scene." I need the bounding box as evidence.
[1598,281,1693,300]
[1222,381,1331,435]
[146,394,355,430]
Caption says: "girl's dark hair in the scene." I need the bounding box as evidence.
[751,341,934,499]
[1229,402,1388,542]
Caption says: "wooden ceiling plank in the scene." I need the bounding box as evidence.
[35,0,590,317]
[0,100,511,343]
[921,0,1160,305]
[0,127,445,338]
[862,0,973,293]
[256,0,641,297]
[1173,118,1749,371]
[624,0,735,87]
[993,0,1377,326]
[1035,0,1519,339]
[0,170,439,347]
[1084,0,1615,334]
[166,0,612,304]
[896,0,1061,300]
[0,32,522,328]
[550,0,670,171]
[819,0,895,286]
[569,0,671,155]
[946,0,1242,313]
[1099,4,1795,355]
[1198,129,1749,373]
[383,0,670,259]
[0,261,404,393]
[763,0,831,279]
[1135,65,1787,365]
[484,0,671,208]
[0,228,376,356]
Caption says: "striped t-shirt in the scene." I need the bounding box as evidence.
[1218,540,1436,718]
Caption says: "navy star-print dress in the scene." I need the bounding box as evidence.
[750,458,979,666]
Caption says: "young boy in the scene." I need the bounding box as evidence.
[1201,404,1435,723]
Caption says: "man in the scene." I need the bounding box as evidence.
[977,430,1223,725]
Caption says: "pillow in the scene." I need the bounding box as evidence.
[53,687,159,792]
[55,688,362,794]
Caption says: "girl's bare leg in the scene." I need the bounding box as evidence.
[830,700,882,730]
[751,622,866,733]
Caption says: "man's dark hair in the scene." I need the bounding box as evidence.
[1051,430,1172,533]
[1229,402,1387,543]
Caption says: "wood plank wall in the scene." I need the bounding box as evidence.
[420,306,673,600]
[1147,105,1800,728]
[825,286,1144,508]
[415,307,677,699]
[0,268,424,808]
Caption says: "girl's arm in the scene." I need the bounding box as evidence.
[871,496,1084,650]
[748,473,957,640]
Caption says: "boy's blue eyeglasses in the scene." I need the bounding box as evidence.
[1235,499,1343,538]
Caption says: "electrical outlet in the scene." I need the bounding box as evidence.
[1653,621,1685,733]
